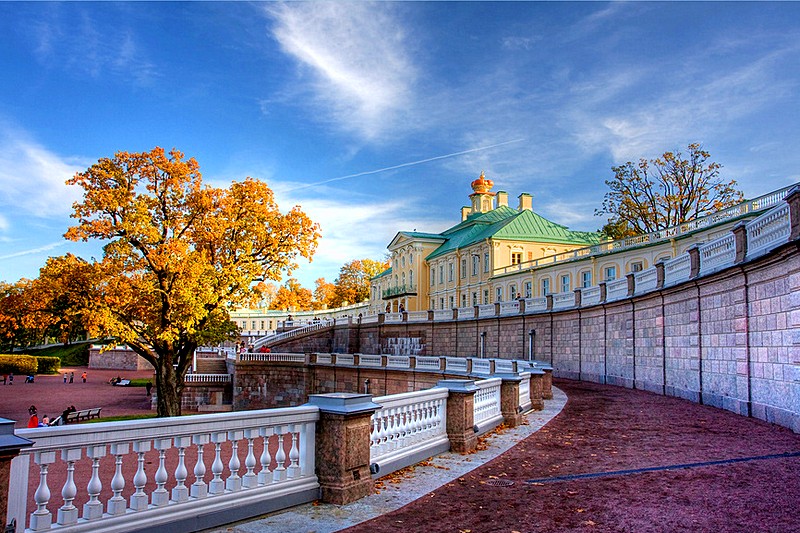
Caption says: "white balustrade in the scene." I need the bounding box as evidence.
[335,354,355,366]
[746,202,791,259]
[478,304,496,317]
[633,267,658,296]
[581,286,601,306]
[445,357,468,373]
[473,378,503,434]
[552,292,574,309]
[524,297,548,313]
[360,315,379,324]
[499,301,520,315]
[604,278,628,302]
[432,309,453,321]
[698,234,736,276]
[314,353,333,364]
[414,356,441,371]
[386,355,410,368]
[12,407,319,533]
[370,388,449,474]
[456,306,475,320]
[184,373,232,383]
[493,359,514,373]
[406,311,429,322]
[471,359,491,375]
[518,373,531,411]
[358,354,383,367]
[663,254,691,287]
[384,313,404,323]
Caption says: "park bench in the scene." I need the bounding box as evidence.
[64,408,102,424]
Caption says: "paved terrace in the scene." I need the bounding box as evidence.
[212,380,800,533]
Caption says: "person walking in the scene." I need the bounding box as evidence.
[63,373,67,384]
[81,371,87,383]
[8,373,13,385]
[145,381,152,396]
[27,405,38,428]
[69,372,74,383]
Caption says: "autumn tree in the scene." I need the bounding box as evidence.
[269,278,314,311]
[64,147,320,416]
[331,258,389,307]
[29,254,93,344]
[596,143,744,239]
[0,280,35,350]
[253,281,279,309]
[313,277,336,310]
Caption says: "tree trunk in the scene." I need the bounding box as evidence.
[155,356,184,417]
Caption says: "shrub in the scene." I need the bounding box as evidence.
[0,354,38,375]
[35,356,61,374]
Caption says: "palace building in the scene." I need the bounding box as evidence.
[369,172,602,313]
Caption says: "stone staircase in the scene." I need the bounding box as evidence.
[195,357,228,375]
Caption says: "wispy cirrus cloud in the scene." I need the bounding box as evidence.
[0,127,86,219]
[266,2,418,141]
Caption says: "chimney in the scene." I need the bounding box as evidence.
[517,193,532,211]
[461,206,471,221]
[496,191,508,208]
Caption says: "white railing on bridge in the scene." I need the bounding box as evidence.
[369,388,449,475]
[746,202,791,260]
[633,267,658,296]
[698,233,736,277]
[184,373,231,383]
[11,407,319,533]
[499,301,520,315]
[254,320,332,349]
[473,378,503,434]
[605,278,629,302]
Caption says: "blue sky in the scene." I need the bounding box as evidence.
[1,2,799,288]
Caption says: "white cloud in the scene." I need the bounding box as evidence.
[0,241,67,261]
[266,2,417,141]
[0,129,86,218]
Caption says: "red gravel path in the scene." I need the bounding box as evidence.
[0,366,156,429]
[343,380,800,533]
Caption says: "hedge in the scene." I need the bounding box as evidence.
[0,355,38,375]
[35,356,61,374]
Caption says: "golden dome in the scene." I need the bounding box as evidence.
[471,171,494,194]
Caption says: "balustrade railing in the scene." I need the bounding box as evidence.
[633,267,658,296]
[581,286,601,306]
[369,388,449,473]
[432,309,452,321]
[384,313,404,323]
[386,355,410,368]
[414,356,442,371]
[493,359,514,373]
[473,379,503,434]
[184,373,231,383]
[746,203,791,259]
[238,353,306,363]
[698,234,736,277]
[406,311,428,322]
[12,407,319,533]
[518,374,531,410]
[471,359,491,375]
[445,357,468,373]
[478,304,496,318]
[524,297,548,313]
[499,301,520,315]
[605,278,629,302]
[456,306,475,320]
[358,354,382,367]
[360,315,379,324]
[552,292,574,309]
[663,254,691,287]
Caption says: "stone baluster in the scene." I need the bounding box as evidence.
[377,414,388,454]
[30,451,55,531]
[83,445,106,520]
[226,430,244,491]
[151,438,171,507]
[258,427,273,485]
[57,448,81,525]
[272,426,287,482]
[242,429,259,488]
[191,434,209,498]
[287,425,301,478]
[386,408,397,451]
[209,432,227,494]
[130,440,151,511]
[107,443,129,515]
[172,436,191,503]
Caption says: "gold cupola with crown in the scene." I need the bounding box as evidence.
[469,171,496,214]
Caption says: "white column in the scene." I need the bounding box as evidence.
[151,438,172,507]
[107,443,129,516]
[171,436,192,503]
[272,426,287,482]
[83,445,106,520]
[57,448,81,525]
[242,429,258,488]
[258,427,273,485]
[226,430,243,492]
[209,432,227,495]
[29,451,56,531]
[130,440,151,511]
[191,434,209,498]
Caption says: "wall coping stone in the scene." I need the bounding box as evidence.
[307,393,381,415]
[436,380,478,393]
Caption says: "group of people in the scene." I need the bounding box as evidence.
[62,371,87,384]
[237,341,271,354]
[27,405,51,428]
[2,373,13,384]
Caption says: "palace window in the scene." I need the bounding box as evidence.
[524,281,532,299]
[440,298,445,309]
[461,258,467,278]
[630,261,644,273]
[560,274,571,294]
[461,294,467,307]
[409,270,414,286]
[439,266,444,284]
[484,252,490,272]
[510,284,517,300]
[401,256,406,268]
[581,270,592,288]
[449,296,454,308]
[511,252,522,265]
[541,278,551,296]
[448,263,454,282]
[472,292,478,305]
[472,255,479,276]
[528,251,534,261]
[496,287,503,302]
[604,266,617,281]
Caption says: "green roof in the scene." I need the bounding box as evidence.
[371,267,392,280]
[424,206,600,260]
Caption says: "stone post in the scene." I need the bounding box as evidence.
[626,272,636,297]
[528,369,545,410]
[436,380,478,453]
[787,185,800,241]
[599,282,607,304]
[307,394,381,505]
[732,221,749,264]
[519,298,527,314]
[498,375,523,428]
[687,244,701,279]
[1,418,33,532]
[536,362,554,400]
[545,294,553,311]
[655,261,666,290]
[573,288,582,308]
